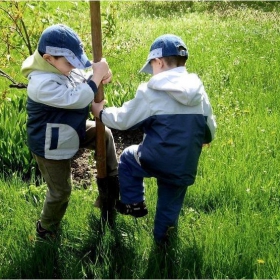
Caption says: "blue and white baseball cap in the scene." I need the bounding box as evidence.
[140,34,188,74]
[38,24,91,69]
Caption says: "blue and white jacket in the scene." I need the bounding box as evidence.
[21,50,97,160]
[100,67,216,186]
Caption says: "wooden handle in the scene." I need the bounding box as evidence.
[90,1,107,178]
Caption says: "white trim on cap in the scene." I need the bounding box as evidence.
[147,48,163,60]
[45,46,76,59]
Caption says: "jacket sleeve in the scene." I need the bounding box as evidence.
[27,72,96,109]
[100,85,151,130]
[202,89,217,143]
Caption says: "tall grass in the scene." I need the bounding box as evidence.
[1,1,280,278]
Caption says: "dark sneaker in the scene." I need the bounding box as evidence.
[116,201,148,218]
[36,220,56,240]
[155,226,176,249]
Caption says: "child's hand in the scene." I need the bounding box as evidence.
[91,99,105,118]
[92,58,109,73]
[102,69,112,84]
[91,58,110,87]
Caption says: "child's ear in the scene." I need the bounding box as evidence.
[42,54,52,63]
[155,58,164,68]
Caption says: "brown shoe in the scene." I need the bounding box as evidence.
[36,220,56,239]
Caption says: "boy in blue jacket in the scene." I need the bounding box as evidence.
[92,34,216,244]
[21,24,119,238]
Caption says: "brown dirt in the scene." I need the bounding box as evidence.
[71,129,143,188]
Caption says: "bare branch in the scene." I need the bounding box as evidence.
[0,69,27,89]
[0,69,17,84]
[0,3,30,55]
[20,16,33,55]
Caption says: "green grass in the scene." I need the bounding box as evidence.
[1,1,280,278]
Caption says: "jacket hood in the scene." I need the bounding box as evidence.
[21,49,61,77]
[147,67,203,106]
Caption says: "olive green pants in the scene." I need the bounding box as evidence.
[34,121,118,230]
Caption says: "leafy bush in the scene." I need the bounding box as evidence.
[0,94,36,178]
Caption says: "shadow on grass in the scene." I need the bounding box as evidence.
[143,234,204,279]
[75,213,138,279]
[29,238,61,278]
[2,235,62,279]
[1,215,138,279]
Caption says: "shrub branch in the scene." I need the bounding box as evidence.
[0,69,27,89]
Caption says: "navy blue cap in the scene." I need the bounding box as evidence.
[38,24,91,69]
[140,34,188,74]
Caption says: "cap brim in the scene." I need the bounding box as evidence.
[139,60,153,74]
[66,53,92,69]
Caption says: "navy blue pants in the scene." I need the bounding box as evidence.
[118,145,188,242]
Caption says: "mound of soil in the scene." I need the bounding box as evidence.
[71,129,143,188]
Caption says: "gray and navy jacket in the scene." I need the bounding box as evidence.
[100,67,217,186]
[21,50,97,160]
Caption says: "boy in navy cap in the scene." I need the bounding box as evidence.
[91,34,216,245]
[21,24,119,238]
